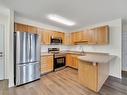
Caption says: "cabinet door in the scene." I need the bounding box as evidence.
[66,54,72,67]
[76,32,82,42]
[71,32,75,44]
[71,32,83,44]
[42,30,51,44]
[28,26,37,34]
[71,32,78,44]
[74,56,78,69]
[82,30,89,42]
[64,33,72,45]
[78,61,98,91]
[87,29,97,44]
[71,54,78,69]
[95,26,109,44]
[15,23,28,32]
[41,55,53,74]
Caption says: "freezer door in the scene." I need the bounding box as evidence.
[16,62,40,86]
[30,33,40,62]
[16,32,30,64]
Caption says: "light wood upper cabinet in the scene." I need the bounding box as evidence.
[71,32,75,44]
[52,31,65,43]
[15,23,109,45]
[72,31,89,44]
[71,25,109,45]
[37,28,51,44]
[41,55,53,74]
[87,29,97,44]
[87,26,109,45]
[42,29,51,45]
[71,32,80,44]
[15,23,28,32]
[27,25,37,34]
[64,32,72,45]
[37,28,65,45]
[82,30,89,42]
[15,23,37,34]
[95,26,109,44]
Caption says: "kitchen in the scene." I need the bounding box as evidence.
[0,0,127,95]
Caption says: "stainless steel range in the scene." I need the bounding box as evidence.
[48,48,66,71]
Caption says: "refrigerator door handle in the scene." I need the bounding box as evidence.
[28,34,31,62]
[0,52,3,57]
[18,62,39,66]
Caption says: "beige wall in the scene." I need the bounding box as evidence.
[0,5,14,87]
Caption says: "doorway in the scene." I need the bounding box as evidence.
[0,24,5,80]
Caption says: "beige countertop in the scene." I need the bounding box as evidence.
[41,51,115,64]
[41,51,109,56]
[41,52,53,56]
[78,53,116,64]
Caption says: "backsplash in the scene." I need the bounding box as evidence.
[41,45,69,52]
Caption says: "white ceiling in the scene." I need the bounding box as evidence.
[0,0,127,31]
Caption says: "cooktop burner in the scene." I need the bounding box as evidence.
[48,48,66,58]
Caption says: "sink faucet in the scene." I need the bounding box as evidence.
[80,46,85,55]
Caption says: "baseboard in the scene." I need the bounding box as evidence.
[122,70,127,77]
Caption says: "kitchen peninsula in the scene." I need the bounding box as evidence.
[78,53,116,92]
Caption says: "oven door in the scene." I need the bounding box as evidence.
[54,57,65,69]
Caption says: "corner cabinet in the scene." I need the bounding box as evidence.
[66,53,78,69]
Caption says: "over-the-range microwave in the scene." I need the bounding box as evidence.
[50,37,62,45]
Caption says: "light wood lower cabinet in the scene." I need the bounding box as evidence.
[66,54,78,69]
[41,55,53,74]
[78,60,109,92]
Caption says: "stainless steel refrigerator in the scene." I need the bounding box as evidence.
[14,31,41,86]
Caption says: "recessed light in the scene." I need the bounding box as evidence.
[47,14,76,26]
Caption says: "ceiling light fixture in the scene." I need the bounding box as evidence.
[47,14,76,26]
